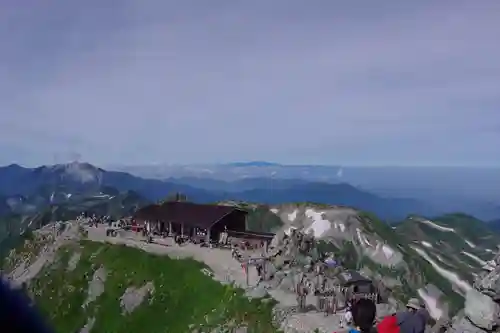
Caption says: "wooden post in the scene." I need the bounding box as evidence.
[206,228,211,245]
[181,223,184,237]
[245,263,249,286]
[263,259,267,278]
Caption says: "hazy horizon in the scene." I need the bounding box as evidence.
[2,1,499,167]
[3,160,500,169]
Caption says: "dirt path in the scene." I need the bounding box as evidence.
[86,226,257,288]
[9,222,80,286]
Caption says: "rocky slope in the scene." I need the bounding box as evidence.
[445,254,500,333]
[0,187,149,262]
[267,204,500,317]
[396,214,498,279]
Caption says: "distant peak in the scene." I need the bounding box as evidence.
[49,161,100,170]
[226,161,281,167]
[45,161,103,183]
[3,163,23,169]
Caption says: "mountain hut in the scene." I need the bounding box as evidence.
[133,202,248,243]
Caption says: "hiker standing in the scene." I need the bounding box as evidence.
[330,284,339,314]
[296,278,308,312]
[315,274,326,312]
[255,261,264,284]
[340,300,353,328]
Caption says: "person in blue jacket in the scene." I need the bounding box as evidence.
[395,298,430,333]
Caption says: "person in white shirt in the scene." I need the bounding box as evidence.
[341,302,353,328]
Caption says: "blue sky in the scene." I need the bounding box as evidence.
[1,0,499,167]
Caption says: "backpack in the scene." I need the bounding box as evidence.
[377,315,400,333]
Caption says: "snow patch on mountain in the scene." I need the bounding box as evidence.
[461,251,487,266]
[304,209,331,238]
[356,228,372,247]
[381,244,394,258]
[464,240,476,249]
[288,209,298,222]
[419,219,455,233]
[418,288,444,320]
[421,241,433,248]
[412,246,471,293]
[334,222,346,233]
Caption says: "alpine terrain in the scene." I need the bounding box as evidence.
[1,162,500,333]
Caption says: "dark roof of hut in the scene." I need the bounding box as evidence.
[338,270,372,286]
[133,204,162,221]
[133,201,247,229]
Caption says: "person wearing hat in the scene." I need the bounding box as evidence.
[377,298,428,333]
[396,298,428,333]
[406,298,421,313]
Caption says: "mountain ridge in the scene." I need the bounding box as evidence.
[109,162,500,220]
[0,162,434,220]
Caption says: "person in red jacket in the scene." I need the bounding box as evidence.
[378,298,430,333]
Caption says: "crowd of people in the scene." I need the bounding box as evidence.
[337,297,432,333]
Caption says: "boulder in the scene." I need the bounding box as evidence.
[279,275,295,292]
[474,269,500,297]
[464,289,500,330]
[270,231,285,250]
[447,316,488,333]
[245,285,268,299]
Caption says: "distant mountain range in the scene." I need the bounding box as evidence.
[110,162,500,220]
[0,161,438,221]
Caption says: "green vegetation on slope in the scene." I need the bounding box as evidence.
[361,212,464,313]
[0,215,35,263]
[246,206,284,233]
[30,241,280,333]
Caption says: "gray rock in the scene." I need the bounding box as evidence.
[447,317,488,333]
[79,317,95,333]
[265,262,278,280]
[120,281,155,314]
[474,269,500,299]
[377,303,397,320]
[272,304,298,329]
[83,266,107,308]
[270,231,286,250]
[67,252,81,271]
[279,275,295,292]
[464,289,500,330]
[245,285,268,299]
